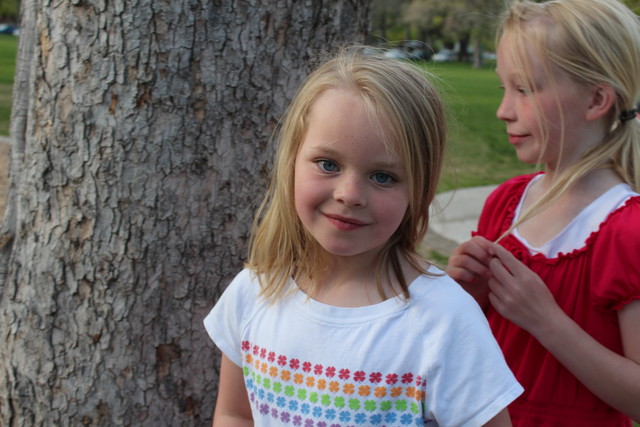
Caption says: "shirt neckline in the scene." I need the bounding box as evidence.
[289,266,441,324]
[513,176,636,256]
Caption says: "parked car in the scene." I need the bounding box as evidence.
[482,51,497,61]
[407,47,432,61]
[432,49,456,62]
[403,40,432,61]
[383,48,410,60]
[382,41,433,62]
[0,24,19,36]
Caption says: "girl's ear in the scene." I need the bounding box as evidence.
[585,84,615,121]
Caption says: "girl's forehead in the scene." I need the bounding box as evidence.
[497,35,547,79]
[311,88,397,139]
[300,88,406,163]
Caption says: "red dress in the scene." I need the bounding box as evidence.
[475,173,640,427]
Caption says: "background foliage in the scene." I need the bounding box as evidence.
[0,0,18,21]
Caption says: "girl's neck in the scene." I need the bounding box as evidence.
[536,166,623,198]
[300,251,421,307]
[517,167,624,247]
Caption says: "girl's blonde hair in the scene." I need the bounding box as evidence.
[247,47,447,302]
[497,0,640,232]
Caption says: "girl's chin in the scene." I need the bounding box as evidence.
[514,150,543,165]
[317,244,383,260]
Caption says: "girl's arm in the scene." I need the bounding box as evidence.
[447,236,495,309]
[487,243,640,421]
[482,408,512,427]
[212,353,253,426]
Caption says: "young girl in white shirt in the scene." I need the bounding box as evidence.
[205,47,522,426]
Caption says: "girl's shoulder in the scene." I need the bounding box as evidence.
[409,269,487,322]
[226,268,262,294]
[212,268,269,316]
[590,196,640,310]
[597,194,640,238]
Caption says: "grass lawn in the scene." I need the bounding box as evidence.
[0,34,17,136]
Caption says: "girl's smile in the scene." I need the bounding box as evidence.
[323,213,368,231]
[293,88,409,260]
[507,133,530,145]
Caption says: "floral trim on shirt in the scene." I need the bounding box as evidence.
[242,340,428,426]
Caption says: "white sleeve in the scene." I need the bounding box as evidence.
[203,269,261,367]
[425,283,523,426]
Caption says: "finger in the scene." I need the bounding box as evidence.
[487,290,508,318]
[488,276,515,313]
[447,254,491,280]
[447,266,486,285]
[448,251,491,274]
[453,238,493,266]
[446,265,473,284]
[487,275,504,295]
[489,243,526,275]
[469,237,495,260]
[487,289,501,307]
[470,235,495,251]
[488,256,514,284]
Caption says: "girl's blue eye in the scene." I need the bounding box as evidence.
[372,172,393,185]
[318,160,338,172]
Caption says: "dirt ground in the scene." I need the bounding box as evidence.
[0,138,455,258]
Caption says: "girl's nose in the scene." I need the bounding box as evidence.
[334,175,366,207]
[496,94,514,122]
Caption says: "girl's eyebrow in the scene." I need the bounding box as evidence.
[307,143,340,154]
[309,144,404,171]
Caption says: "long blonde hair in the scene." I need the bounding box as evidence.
[496,0,640,235]
[247,47,447,302]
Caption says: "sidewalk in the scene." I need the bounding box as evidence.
[431,185,497,244]
[421,185,497,258]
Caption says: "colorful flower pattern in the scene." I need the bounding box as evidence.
[241,340,427,426]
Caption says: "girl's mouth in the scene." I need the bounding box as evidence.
[324,214,367,231]
[508,133,529,144]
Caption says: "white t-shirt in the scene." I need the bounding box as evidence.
[204,267,522,426]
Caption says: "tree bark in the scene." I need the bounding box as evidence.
[0,0,371,425]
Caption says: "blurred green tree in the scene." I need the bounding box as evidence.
[0,0,18,22]
[403,0,503,67]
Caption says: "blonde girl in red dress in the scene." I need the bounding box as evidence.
[448,0,640,425]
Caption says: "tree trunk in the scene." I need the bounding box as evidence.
[0,0,371,425]
[472,31,484,69]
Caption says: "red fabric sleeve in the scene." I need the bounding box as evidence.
[591,196,640,311]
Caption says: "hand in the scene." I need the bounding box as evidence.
[447,236,495,308]
[486,243,563,335]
